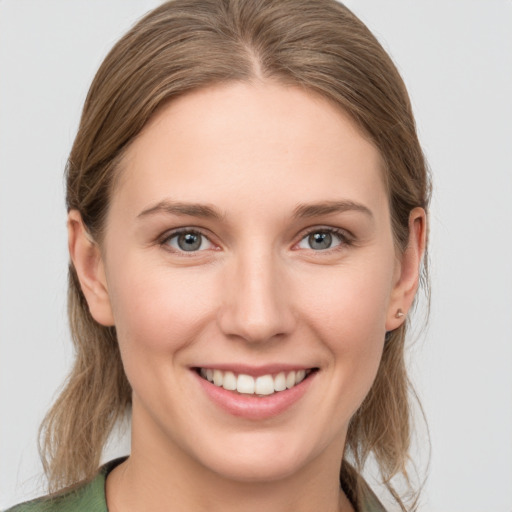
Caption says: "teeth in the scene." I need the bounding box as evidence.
[286,371,296,389]
[237,374,255,394]
[255,375,274,395]
[222,371,237,391]
[274,372,286,392]
[213,369,223,387]
[200,368,311,395]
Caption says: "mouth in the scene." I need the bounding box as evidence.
[195,367,317,396]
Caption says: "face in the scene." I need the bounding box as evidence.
[73,82,419,484]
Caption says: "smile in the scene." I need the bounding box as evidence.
[198,368,314,396]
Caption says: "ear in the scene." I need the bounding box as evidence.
[386,207,427,331]
[67,210,115,326]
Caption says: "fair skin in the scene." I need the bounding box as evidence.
[69,82,425,512]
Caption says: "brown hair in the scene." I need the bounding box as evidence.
[40,0,430,509]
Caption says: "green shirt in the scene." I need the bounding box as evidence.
[6,459,386,512]
[5,459,119,512]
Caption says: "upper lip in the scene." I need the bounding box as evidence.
[192,364,317,377]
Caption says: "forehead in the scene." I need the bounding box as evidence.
[113,81,387,220]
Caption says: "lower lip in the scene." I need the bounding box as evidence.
[194,371,316,420]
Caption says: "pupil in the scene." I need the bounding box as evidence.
[178,233,201,251]
[309,232,332,250]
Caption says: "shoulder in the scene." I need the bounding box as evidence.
[5,477,106,512]
[359,486,387,512]
[340,462,387,512]
[5,484,103,512]
[4,458,125,512]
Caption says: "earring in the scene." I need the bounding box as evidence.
[395,309,405,318]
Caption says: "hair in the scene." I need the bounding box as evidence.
[39,0,431,510]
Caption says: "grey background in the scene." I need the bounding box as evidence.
[1,1,511,510]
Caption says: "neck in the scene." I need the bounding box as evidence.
[106,402,354,512]
[107,456,353,512]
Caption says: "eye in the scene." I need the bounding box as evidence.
[163,230,214,252]
[297,229,347,251]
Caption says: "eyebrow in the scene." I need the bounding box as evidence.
[137,199,373,221]
[137,200,224,220]
[292,200,373,219]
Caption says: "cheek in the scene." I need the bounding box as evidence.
[299,260,394,342]
[106,257,218,355]
[296,260,393,401]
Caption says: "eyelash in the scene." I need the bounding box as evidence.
[158,226,353,254]
[296,227,353,252]
[159,228,216,255]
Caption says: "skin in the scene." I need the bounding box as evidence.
[69,81,425,512]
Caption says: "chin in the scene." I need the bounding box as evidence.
[189,429,335,484]
[204,452,309,484]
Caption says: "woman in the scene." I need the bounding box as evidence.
[8,0,430,511]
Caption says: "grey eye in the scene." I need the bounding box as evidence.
[178,233,202,251]
[297,230,344,251]
[308,232,333,250]
[166,231,213,252]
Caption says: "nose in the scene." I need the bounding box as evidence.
[217,250,296,344]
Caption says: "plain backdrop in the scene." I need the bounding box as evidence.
[1,1,511,511]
